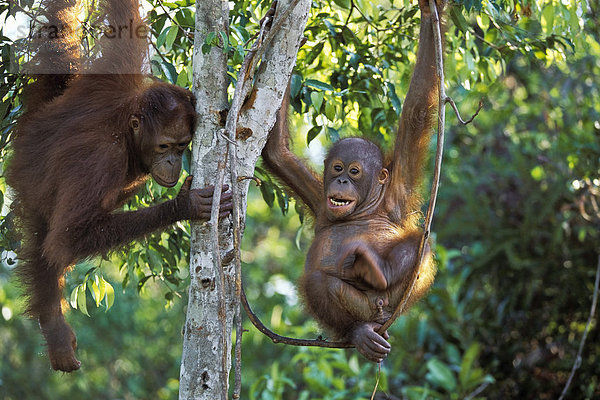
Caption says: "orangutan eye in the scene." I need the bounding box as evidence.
[334,165,343,172]
[349,167,360,175]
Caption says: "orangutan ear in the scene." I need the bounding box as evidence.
[378,168,389,184]
[129,115,141,139]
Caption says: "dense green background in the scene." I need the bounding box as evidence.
[1,0,599,399]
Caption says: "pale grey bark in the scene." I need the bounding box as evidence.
[179,1,311,399]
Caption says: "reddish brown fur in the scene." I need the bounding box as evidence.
[262,0,445,362]
[7,0,231,372]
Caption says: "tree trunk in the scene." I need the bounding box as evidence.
[179,1,311,399]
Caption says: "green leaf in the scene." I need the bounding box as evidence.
[259,180,275,207]
[219,31,229,54]
[305,42,324,66]
[306,125,321,145]
[69,286,79,310]
[161,61,178,84]
[137,275,153,292]
[386,82,402,115]
[176,66,189,87]
[325,100,336,121]
[426,358,457,392]
[541,5,554,33]
[77,284,90,317]
[450,7,469,33]
[155,243,177,267]
[89,276,101,307]
[202,31,217,54]
[165,25,178,50]
[295,201,304,224]
[305,79,334,92]
[156,27,169,48]
[205,31,216,45]
[459,343,480,388]
[290,74,302,98]
[333,0,351,9]
[310,91,324,111]
[294,224,303,250]
[326,127,340,142]
[147,249,164,273]
[103,278,115,310]
[97,275,106,301]
[276,189,289,215]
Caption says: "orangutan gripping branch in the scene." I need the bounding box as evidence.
[7,0,231,372]
[262,0,445,362]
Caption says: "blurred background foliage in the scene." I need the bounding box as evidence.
[0,0,599,399]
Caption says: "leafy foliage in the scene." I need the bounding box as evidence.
[0,0,599,399]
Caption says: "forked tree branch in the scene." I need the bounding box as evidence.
[203,0,311,396]
[226,8,275,398]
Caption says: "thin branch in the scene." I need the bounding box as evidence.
[208,3,277,396]
[149,33,171,65]
[370,364,381,400]
[464,381,492,400]
[379,0,446,334]
[469,28,504,51]
[241,285,354,348]
[207,147,228,400]
[445,97,484,125]
[238,175,262,186]
[559,254,600,400]
[156,0,195,38]
[344,0,355,26]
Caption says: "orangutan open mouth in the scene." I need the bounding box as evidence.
[328,197,354,207]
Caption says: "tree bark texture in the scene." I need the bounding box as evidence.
[179,1,311,399]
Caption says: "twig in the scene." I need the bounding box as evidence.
[149,33,172,65]
[464,381,492,400]
[156,0,195,38]
[378,0,446,334]
[445,97,483,125]
[344,0,355,26]
[469,28,503,51]
[558,254,600,400]
[370,363,381,400]
[238,175,262,186]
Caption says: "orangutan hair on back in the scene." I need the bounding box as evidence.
[7,0,231,372]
